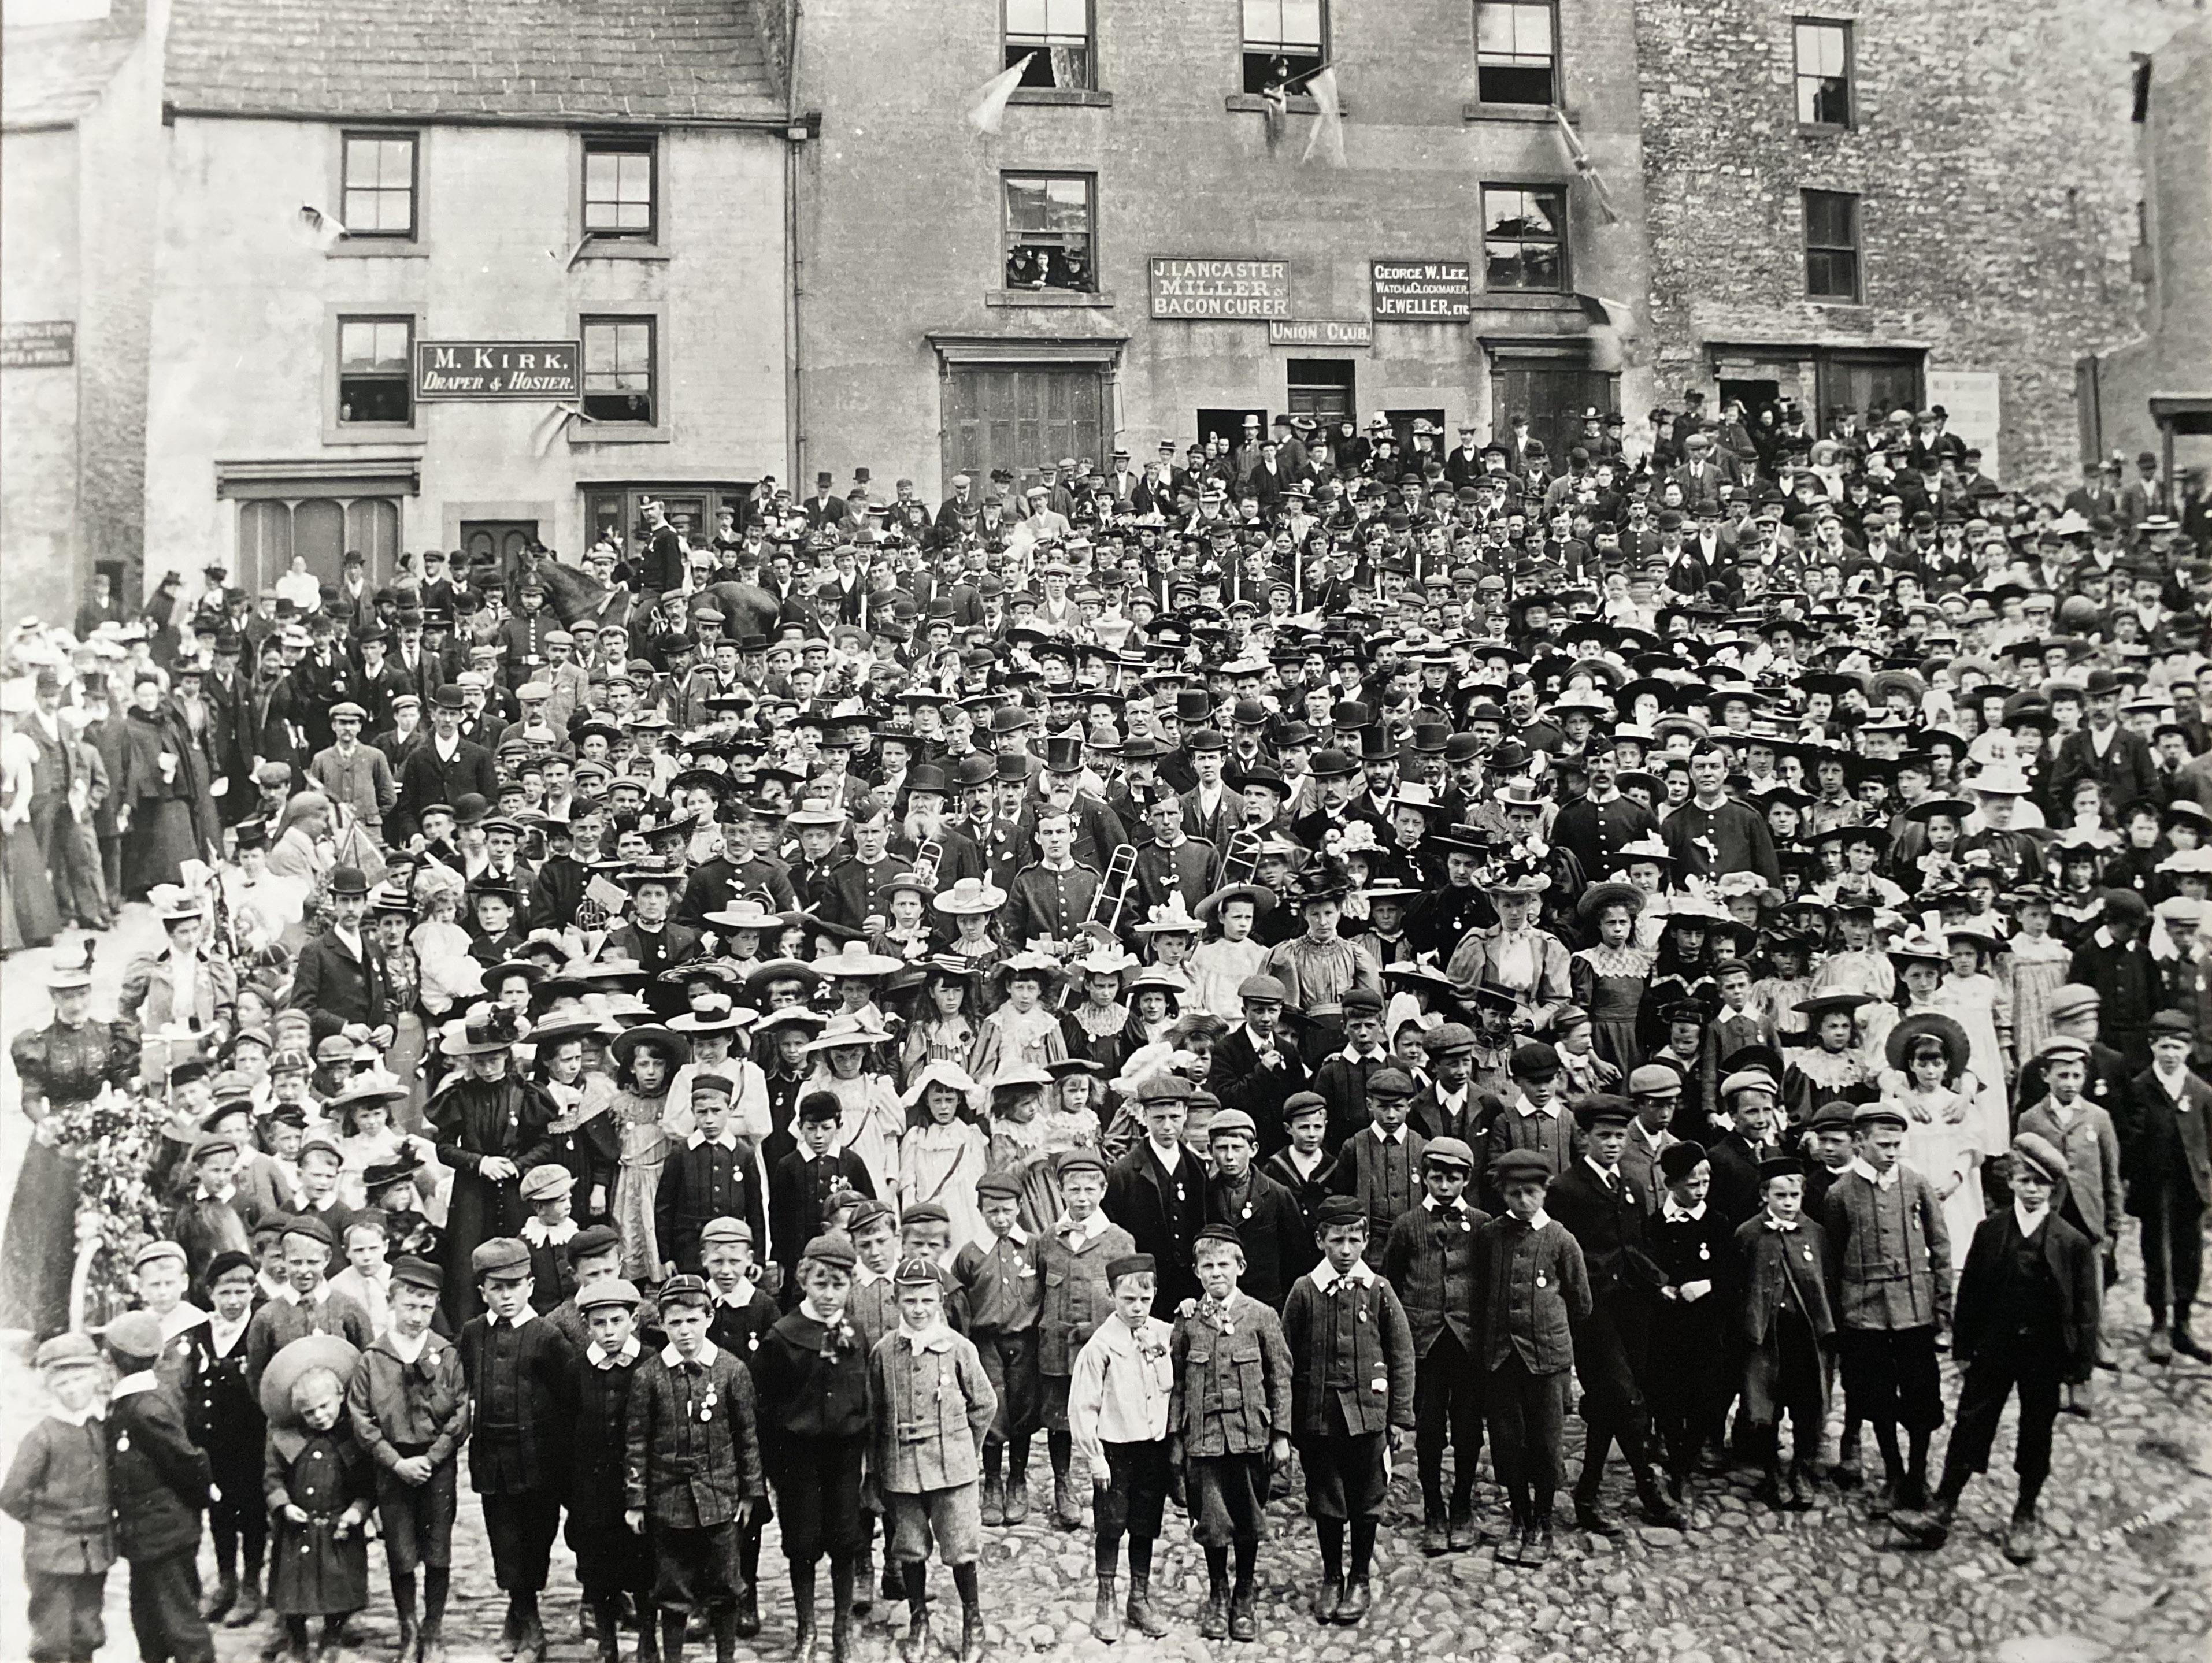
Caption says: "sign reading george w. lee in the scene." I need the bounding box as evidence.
[414,340,582,400]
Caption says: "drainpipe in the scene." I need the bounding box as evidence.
[784,0,806,501]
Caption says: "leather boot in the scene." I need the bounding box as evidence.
[1091,1575,1123,1642]
[1311,1574,1343,1626]
[980,1472,1004,1527]
[659,1608,689,1663]
[1573,1495,1624,1536]
[901,1606,931,1663]
[1053,1471,1084,1530]
[1000,1464,1030,1525]
[2002,1504,2039,1564]
[2147,1320,2173,1363]
[1199,1582,1228,1640]
[851,1546,873,1617]
[227,1574,264,1629]
[1229,1586,1258,1642]
[732,1586,761,1642]
[1126,1573,1167,1638]
[1337,1579,1372,1625]
[1637,1468,1689,1528]
[1421,1512,1449,1554]
[204,1572,239,1622]
[631,1601,658,1663]
[1891,1496,1956,1549]
[2173,1320,2212,1363]
[1522,1515,1554,1567]
[959,1601,984,1663]
[1447,1504,1479,1550]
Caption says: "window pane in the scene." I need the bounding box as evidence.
[344,498,399,573]
[1479,63,1554,103]
[1244,0,1321,50]
[582,320,655,422]
[1479,2,1550,60]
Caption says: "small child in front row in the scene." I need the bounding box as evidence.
[1168,1224,1294,1643]
[839,1198,905,1617]
[346,1256,467,1662]
[754,1234,873,1661]
[1285,1196,1416,1627]
[518,1165,582,1313]
[2015,1034,2123,1412]
[625,1275,768,1663]
[1,1332,114,1663]
[954,1170,1043,1527]
[698,1217,778,1638]
[1475,1150,1591,1567]
[564,1276,657,1663]
[870,1257,998,1663]
[1039,1149,1138,1533]
[1731,1157,1836,1512]
[1068,1252,1175,1643]
[265,1349,377,1663]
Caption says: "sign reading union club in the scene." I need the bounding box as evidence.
[414,340,582,400]
[1148,258,1291,320]
[1370,260,1473,320]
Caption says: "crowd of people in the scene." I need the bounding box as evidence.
[2,393,2210,1663]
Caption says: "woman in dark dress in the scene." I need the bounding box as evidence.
[3,946,138,1335]
[424,1004,557,1326]
[118,671,213,899]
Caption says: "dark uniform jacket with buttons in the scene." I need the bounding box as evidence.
[1279,1265,1416,1439]
[566,1339,646,1531]
[106,1379,210,1562]
[1729,1215,1837,1346]
[1105,1142,1206,1308]
[1003,859,1103,949]
[1380,1195,1489,1355]
[706,1283,781,1360]
[769,1147,876,1273]
[1331,1123,1428,1246]
[1168,1293,1294,1457]
[1473,1215,1591,1375]
[1205,1168,1306,1310]
[752,1309,872,1445]
[1547,1161,1667,1301]
[623,1343,765,1527]
[181,1316,265,1496]
[457,1311,577,1496]
[346,1328,470,1472]
[1037,1217,1138,1374]
[1953,1209,2101,1381]
[654,1133,769,1275]
[1259,1145,1343,1284]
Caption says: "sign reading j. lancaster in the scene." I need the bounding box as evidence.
[1149,258,1291,320]
[1370,261,1473,320]
[414,340,582,400]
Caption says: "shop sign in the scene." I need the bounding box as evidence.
[1268,318,1373,347]
[414,340,582,400]
[1148,258,1291,320]
[1,320,75,368]
[1370,260,1473,320]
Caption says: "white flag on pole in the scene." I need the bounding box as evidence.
[1300,67,1346,168]
[967,55,1037,135]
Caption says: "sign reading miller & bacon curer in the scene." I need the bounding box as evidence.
[1148,258,1291,320]
[414,340,583,401]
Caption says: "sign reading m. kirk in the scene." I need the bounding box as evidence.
[414,340,582,400]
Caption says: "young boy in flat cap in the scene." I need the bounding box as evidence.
[770,1090,877,1294]
[347,1255,467,1663]
[1823,1102,1952,1513]
[953,1168,1042,1527]
[458,1236,579,1663]
[1261,1092,1342,1283]
[1479,1041,1574,1211]
[565,1277,658,1663]
[183,1248,266,1627]
[1380,1136,1487,1555]
[2,1332,114,1663]
[1205,1107,1306,1309]
[657,1073,768,1280]
[1040,1148,1137,1533]
[1288,1196,1416,1624]
[1332,1066,1428,1245]
[244,1215,375,1398]
[627,1274,767,1663]
[1732,1156,1837,1510]
[127,1238,203,1395]
[518,1164,582,1313]
[543,1226,627,1352]
[870,1256,997,1663]
[1892,1134,2102,1564]
[102,1310,214,1663]
[1646,1141,1731,1498]
[1168,1223,1293,1642]
[1476,1149,1591,1565]
[2119,1009,2210,1363]
[2017,1033,2124,1408]
[171,1130,258,1286]
[702,1216,780,1355]
[754,1234,872,1661]
[1546,1095,1687,1532]
[1068,1252,1176,1642]
[756,1229,867,1654]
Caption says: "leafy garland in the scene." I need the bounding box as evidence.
[44,1083,179,1325]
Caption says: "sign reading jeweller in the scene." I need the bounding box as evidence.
[1148,258,1291,320]
[414,340,582,400]
[1370,260,1473,320]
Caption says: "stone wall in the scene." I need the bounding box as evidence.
[1636,0,2199,495]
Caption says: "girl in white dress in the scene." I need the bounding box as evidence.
[1879,1018,1984,1266]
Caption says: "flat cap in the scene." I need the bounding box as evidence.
[658,1273,713,1309]
[281,1214,335,1248]
[471,1237,531,1278]
[1313,1195,1369,1230]
[1194,1223,1245,1252]
[1574,1094,1636,1130]
[519,1165,574,1202]
[1105,1253,1157,1286]
[1422,1136,1476,1170]
[36,1331,102,1370]
[1366,1067,1416,1100]
[2009,1132,2069,1187]
[1626,1063,1683,1097]
[699,1217,754,1248]
[1658,1140,1709,1182]
[1490,1150,1555,1190]
[974,1171,1023,1200]
[892,1257,945,1287]
[801,1234,858,1270]
[102,1310,165,1360]
[1056,1148,1109,1178]
[1206,1108,1259,1141]
[568,1224,623,1263]
[390,1255,443,1293]
[576,1276,642,1311]
[1423,1022,1477,1056]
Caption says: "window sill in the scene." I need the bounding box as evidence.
[1462,102,1561,124]
[324,425,426,447]
[1798,122,1852,138]
[328,239,430,259]
[987,289,1114,309]
[577,240,669,263]
[1477,290,1579,310]
[568,423,670,447]
[1223,92,1347,117]
[1007,87,1114,108]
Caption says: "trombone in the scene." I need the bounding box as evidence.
[1087,844,1140,937]
[1218,828,1263,889]
[910,837,944,889]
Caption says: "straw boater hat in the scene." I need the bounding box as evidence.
[703,896,788,932]
[813,941,906,979]
[1886,1010,1972,1077]
[668,995,755,1037]
[933,876,1008,916]
[902,1058,980,1107]
[1196,881,1276,922]
[803,1009,894,1053]
[1576,880,1644,923]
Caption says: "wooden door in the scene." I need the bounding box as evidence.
[943,367,1106,498]
[1489,361,1618,466]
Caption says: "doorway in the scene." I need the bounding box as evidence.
[461,521,539,569]
[1487,355,1617,467]
[940,366,1109,498]
[1815,350,1924,430]
[1719,378,1782,421]
[1196,407,1268,454]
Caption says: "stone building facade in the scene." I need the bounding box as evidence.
[790,0,1652,498]
[1634,0,2196,493]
